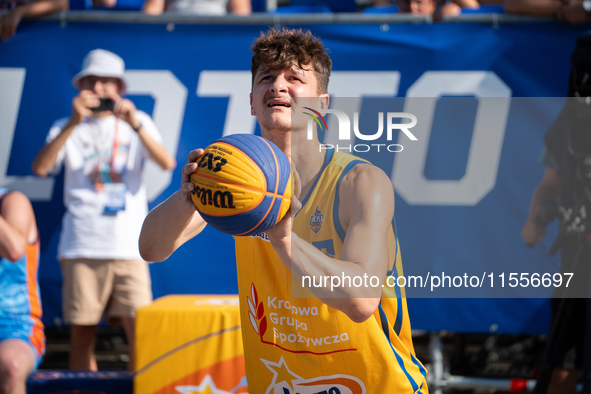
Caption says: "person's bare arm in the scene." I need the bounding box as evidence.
[114,99,176,171]
[0,0,68,42]
[142,0,165,14]
[139,149,206,262]
[267,164,393,323]
[32,91,98,177]
[504,0,562,15]
[228,0,251,14]
[0,192,37,263]
[521,166,560,247]
[450,0,480,9]
[136,127,176,170]
[559,1,591,24]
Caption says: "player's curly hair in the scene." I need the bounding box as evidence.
[250,27,332,94]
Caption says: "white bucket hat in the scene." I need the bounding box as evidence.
[71,49,127,92]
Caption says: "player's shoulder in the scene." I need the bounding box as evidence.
[337,157,393,203]
[0,190,33,214]
[331,151,387,182]
[332,150,370,168]
[343,162,391,190]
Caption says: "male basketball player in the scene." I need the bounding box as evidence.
[140,28,428,393]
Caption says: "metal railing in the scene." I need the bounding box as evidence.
[37,10,554,25]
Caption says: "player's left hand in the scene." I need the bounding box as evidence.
[180,149,204,211]
[113,98,140,129]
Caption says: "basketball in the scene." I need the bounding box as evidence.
[190,134,292,236]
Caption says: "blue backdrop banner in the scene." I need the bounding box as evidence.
[0,19,588,333]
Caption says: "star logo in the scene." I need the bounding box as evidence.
[261,356,302,394]
[175,375,232,394]
[261,357,367,394]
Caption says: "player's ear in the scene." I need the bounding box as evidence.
[250,92,255,116]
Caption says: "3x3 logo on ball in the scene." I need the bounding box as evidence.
[198,150,228,173]
[193,145,235,208]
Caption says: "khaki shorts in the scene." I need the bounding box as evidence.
[60,258,153,325]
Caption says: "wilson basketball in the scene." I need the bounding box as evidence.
[190,134,292,236]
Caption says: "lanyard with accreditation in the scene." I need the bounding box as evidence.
[94,119,126,214]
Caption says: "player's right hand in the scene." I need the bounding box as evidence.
[521,218,546,248]
[181,149,204,211]
[71,91,100,124]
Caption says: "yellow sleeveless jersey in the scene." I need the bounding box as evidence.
[234,149,428,393]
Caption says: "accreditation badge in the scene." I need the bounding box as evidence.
[103,182,127,213]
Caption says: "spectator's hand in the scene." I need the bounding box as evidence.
[113,98,139,129]
[180,149,204,211]
[522,218,546,247]
[559,2,590,24]
[0,7,25,42]
[71,90,100,124]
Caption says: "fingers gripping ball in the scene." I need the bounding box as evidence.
[190,134,292,236]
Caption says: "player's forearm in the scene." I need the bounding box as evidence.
[137,127,176,171]
[451,0,479,8]
[0,216,27,263]
[139,191,205,262]
[19,0,68,17]
[504,0,562,15]
[142,0,164,14]
[277,234,383,322]
[527,175,560,222]
[31,120,77,176]
[228,0,251,15]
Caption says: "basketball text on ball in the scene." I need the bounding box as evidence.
[192,187,236,209]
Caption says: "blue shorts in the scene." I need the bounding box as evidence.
[0,320,45,370]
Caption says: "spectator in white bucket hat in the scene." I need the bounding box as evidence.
[32,48,176,371]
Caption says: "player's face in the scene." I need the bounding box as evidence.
[250,65,323,133]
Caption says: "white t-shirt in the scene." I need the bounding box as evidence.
[47,111,162,260]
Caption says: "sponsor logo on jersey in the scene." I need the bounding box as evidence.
[262,356,366,394]
[247,284,356,356]
[309,206,323,234]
